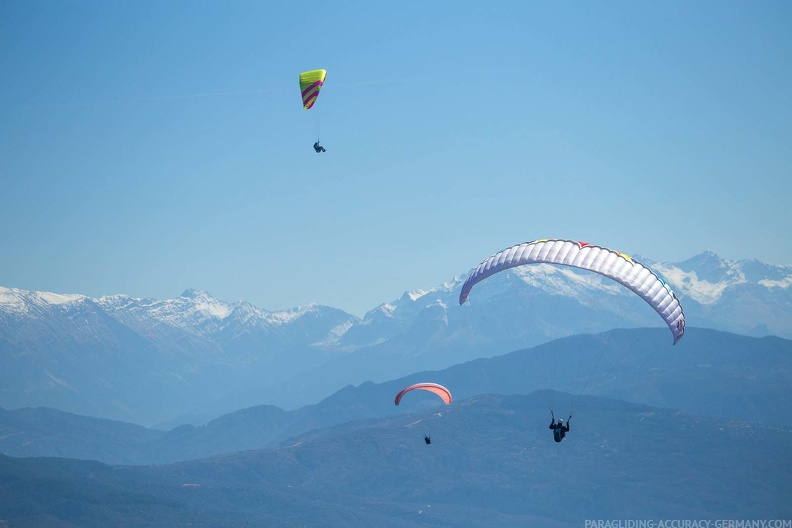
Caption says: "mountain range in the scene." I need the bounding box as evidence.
[1,391,790,528]
[2,328,789,465]
[1,250,790,426]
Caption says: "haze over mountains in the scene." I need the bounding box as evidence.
[1,251,791,527]
[1,250,790,426]
[2,328,789,465]
[2,392,790,528]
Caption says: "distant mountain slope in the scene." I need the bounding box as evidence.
[2,328,789,465]
[1,250,790,424]
[302,327,792,430]
[649,251,792,337]
[1,392,789,528]
[0,287,359,425]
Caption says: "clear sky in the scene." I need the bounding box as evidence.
[2,1,790,317]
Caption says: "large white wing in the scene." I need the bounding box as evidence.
[459,239,686,344]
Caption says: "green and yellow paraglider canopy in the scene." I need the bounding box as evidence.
[299,69,326,110]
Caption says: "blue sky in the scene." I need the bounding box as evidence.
[2,1,790,317]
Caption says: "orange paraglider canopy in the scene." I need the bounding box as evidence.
[394,383,452,406]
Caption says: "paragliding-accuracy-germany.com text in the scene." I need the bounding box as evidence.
[584,520,792,528]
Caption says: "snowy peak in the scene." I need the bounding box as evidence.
[676,251,736,284]
[1,285,359,345]
[0,286,88,315]
[650,253,792,305]
[94,290,233,334]
[735,259,792,285]
[651,263,732,305]
[680,249,720,267]
[180,288,203,299]
[668,250,791,287]
[170,289,231,320]
[406,289,429,302]
[266,303,322,325]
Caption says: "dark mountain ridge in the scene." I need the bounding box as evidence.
[2,328,789,465]
[1,391,789,527]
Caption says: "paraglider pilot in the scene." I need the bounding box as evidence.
[424,435,431,445]
[549,412,571,443]
[313,141,326,153]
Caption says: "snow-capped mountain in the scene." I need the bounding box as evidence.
[0,287,360,425]
[647,251,792,337]
[1,251,790,425]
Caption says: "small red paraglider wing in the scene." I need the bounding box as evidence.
[394,383,452,406]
